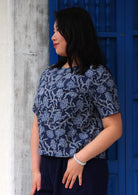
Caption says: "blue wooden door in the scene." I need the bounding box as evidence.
[49,0,138,194]
[125,0,138,194]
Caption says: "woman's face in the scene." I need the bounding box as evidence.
[51,22,67,57]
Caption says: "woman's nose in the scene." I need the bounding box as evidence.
[51,33,55,41]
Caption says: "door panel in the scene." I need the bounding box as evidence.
[125,0,138,194]
[49,0,138,194]
[49,1,124,194]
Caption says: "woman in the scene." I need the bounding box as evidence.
[30,7,122,195]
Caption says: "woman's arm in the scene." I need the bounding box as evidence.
[62,112,122,189]
[76,112,122,162]
[30,114,41,195]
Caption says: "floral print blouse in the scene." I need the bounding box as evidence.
[33,65,120,159]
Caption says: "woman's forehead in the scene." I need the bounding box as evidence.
[54,22,58,29]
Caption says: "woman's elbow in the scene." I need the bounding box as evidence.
[117,126,123,140]
[114,122,123,141]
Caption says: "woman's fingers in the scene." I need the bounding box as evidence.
[62,170,69,184]
[62,170,78,189]
[69,175,77,189]
[62,157,84,189]
[37,179,41,191]
[64,174,82,189]
[65,174,72,188]
[78,174,82,186]
[30,184,36,195]
[30,179,41,195]
[30,172,41,195]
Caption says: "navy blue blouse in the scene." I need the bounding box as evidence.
[33,65,120,158]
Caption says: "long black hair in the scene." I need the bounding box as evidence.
[50,7,106,74]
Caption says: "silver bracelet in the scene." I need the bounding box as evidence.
[73,153,86,166]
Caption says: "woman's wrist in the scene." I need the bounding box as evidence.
[32,166,41,174]
[75,149,92,163]
[73,153,86,166]
[32,169,41,175]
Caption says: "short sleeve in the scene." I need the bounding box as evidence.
[32,71,45,115]
[91,67,120,119]
[32,94,39,114]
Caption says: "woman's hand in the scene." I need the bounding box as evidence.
[30,115,41,195]
[30,171,41,195]
[62,157,84,189]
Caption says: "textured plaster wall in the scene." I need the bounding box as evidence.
[0,0,14,194]
[0,0,49,194]
[14,0,49,194]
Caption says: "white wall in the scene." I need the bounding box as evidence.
[0,0,49,194]
[0,0,14,194]
[14,0,49,194]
